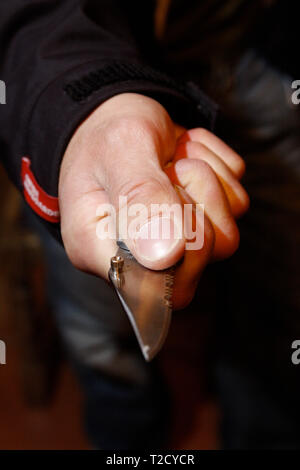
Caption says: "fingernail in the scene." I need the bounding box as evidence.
[134,216,182,261]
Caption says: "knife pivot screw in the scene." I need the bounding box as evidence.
[111,255,124,275]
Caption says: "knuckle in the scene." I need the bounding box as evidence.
[176,156,211,174]
[195,156,214,173]
[225,149,246,178]
[235,156,246,178]
[238,188,250,214]
[173,290,196,310]
[175,157,218,189]
[219,221,240,258]
[105,115,157,147]
[192,127,212,142]
[117,175,170,205]
[193,158,219,182]
[86,115,158,163]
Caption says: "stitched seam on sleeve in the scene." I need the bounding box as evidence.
[63,62,187,102]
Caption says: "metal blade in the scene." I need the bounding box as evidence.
[109,241,175,361]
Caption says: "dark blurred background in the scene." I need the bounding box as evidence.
[1,0,299,451]
[0,166,218,449]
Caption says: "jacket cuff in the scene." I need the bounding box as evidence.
[22,61,217,235]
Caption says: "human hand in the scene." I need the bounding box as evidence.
[59,93,249,309]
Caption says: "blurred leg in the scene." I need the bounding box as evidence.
[213,50,300,448]
[25,210,170,449]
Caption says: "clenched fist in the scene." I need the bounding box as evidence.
[59,93,249,309]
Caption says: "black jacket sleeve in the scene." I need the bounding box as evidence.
[0,0,217,233]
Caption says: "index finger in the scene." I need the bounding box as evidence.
[177,128,246,179]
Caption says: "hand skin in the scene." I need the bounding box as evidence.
[59,93,249,309]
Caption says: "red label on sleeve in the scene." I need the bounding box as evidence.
[21,157,60,223]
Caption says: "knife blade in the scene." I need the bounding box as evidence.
[109,240,175,361]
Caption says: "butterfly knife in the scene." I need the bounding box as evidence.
[109,240,175,362]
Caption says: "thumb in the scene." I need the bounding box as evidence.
[60,93,186,274]
[104,166,185,271]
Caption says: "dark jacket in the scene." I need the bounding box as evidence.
[0,0,296,236]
